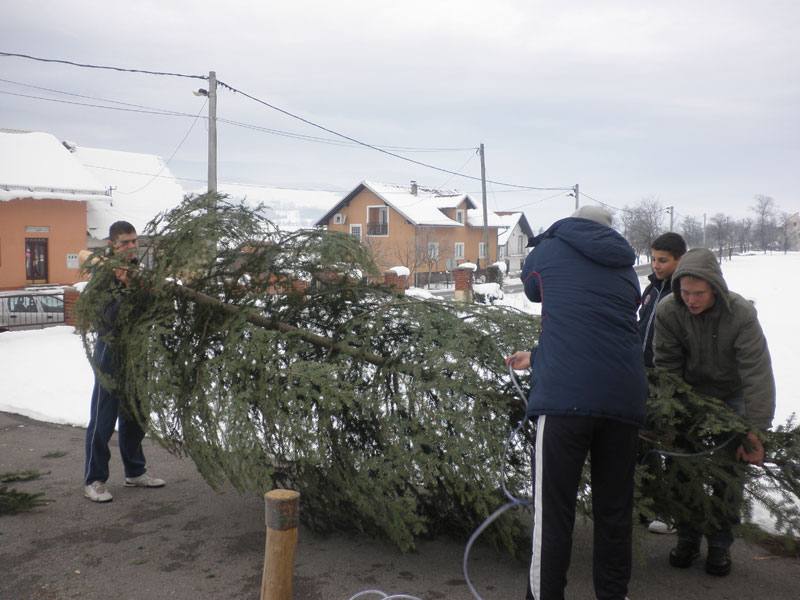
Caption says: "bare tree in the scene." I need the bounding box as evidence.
[733,218,753,253]
[751,195,777,253]
[392,227,454,289]
[778,212,795,254]
[622,197,665,261]
[707,213,734,262]
[680,216,704,248]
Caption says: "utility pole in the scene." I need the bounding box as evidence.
[667,206,674,231]
[479,143,489,270]
[207,71,218,195]
[573,184,579,210]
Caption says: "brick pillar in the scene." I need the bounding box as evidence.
[454,266,474,303]
[384,270,408,292]
[63,286,79,328]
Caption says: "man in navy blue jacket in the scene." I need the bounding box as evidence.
[507,205,648,600]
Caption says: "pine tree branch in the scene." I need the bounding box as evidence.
[173,284,391,368]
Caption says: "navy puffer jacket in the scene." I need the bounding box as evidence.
[521,217,648,427]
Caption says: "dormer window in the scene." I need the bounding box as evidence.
[456,209,465,224]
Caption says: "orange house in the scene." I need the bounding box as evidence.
[315,181,502,286]
[0,129,108,290]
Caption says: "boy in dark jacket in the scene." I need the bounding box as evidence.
[507,205,648,600]
[638,232,686,368]
[654,248,775,576]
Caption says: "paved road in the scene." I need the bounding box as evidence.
[2,411,797,600]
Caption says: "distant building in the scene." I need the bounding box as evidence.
[315,180,503,286]
[495,211,534,275]
[67,142,185,248]
[0,129,107,290]
[211,182,342,231]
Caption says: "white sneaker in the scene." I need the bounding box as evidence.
[85,481,113,502]
[124,472,166,488]
[648,519,676,534]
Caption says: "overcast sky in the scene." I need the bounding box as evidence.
[2,0,798,230]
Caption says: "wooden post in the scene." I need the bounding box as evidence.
[260,489,300,600]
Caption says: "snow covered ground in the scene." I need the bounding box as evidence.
[1,252,797,532]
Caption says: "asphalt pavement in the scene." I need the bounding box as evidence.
[2,410,798,599]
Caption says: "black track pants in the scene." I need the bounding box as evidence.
[526,415,638,600]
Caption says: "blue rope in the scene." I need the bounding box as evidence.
[462,362,532,600]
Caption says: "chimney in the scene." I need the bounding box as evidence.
[410,181,418,196]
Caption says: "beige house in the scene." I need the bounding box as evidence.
[315,181,503,286]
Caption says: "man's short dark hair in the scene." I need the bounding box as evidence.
[651,232,686,259]
[108,221,136,242]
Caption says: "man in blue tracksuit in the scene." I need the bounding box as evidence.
[83,221,165,503]
[507,206,648,600]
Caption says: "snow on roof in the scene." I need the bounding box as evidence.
[71,145,186,240]
[495,212,523,246]
[0,130,108,202]
[361,181,464,226]
[214,183,342,231]
[388,265,410,277]
[466,208,505,229]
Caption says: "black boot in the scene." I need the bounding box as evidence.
[705,546,732,576]
[669,540,700,568]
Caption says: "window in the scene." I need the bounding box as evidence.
[333,214,343,225]
[366,206,388,236]
[517,235,524,255]
[456,210,465,224]
[40,295,64,313]
[479,242,486,259]
[428,242,439,260]
[350,224,362,239]
[454,242,464,259]
[9,296,37,313]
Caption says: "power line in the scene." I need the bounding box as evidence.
[506,190,570,211]
[116,99,207,195]
[0,89,196,118]
[0,51,206,79]
[577,191,628,213]
[217,79,571,192]
[0,76,192,116]
[1,75,476,154]
[2,51,571,192]
[83,163,349,194]
[436,149,478,189]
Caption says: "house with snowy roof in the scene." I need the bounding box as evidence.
[495,211,534,275]
[314,181,503,286]
[0,129,187,289]
[67,143,186,248]
[0,129,109,290]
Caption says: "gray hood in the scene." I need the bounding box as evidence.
[670,248,730,312]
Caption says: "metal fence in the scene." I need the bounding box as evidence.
[0,291,66,331]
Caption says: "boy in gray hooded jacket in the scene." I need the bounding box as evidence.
[653,247,775,576]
